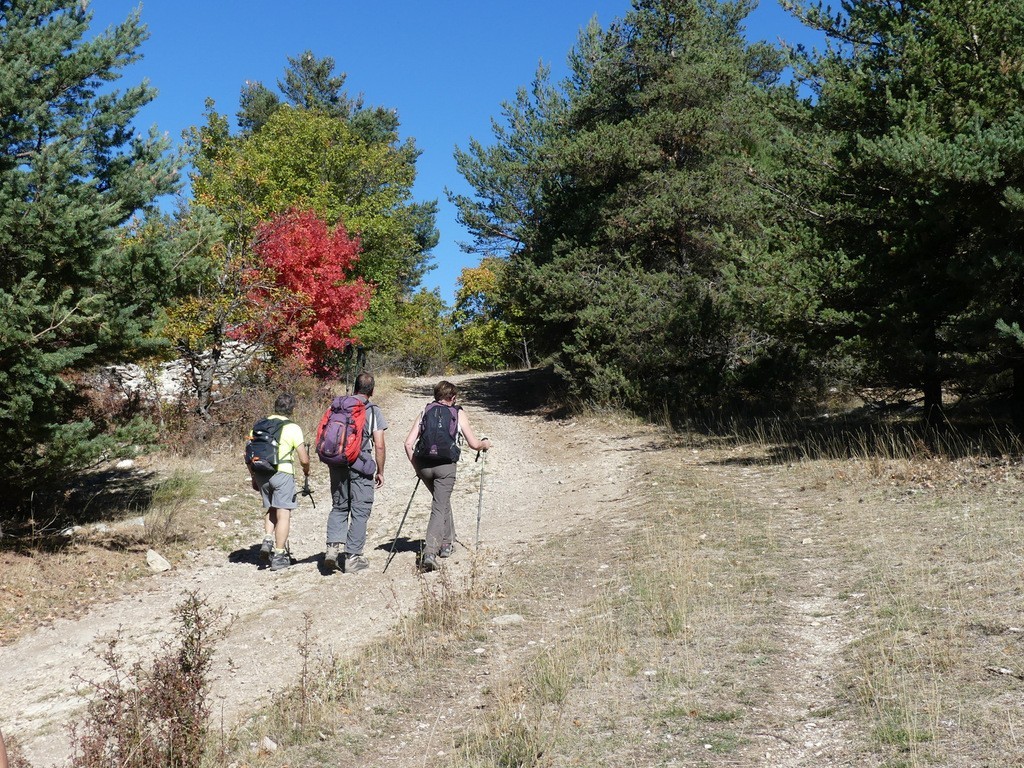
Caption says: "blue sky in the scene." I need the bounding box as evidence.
[89,1,814,303]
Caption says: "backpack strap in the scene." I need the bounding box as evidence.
[272,417,296,463]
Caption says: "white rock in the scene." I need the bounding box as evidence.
[491,613,524,626]
[261,736,278,753]
[115,459,135,470]
[146,549,172,572]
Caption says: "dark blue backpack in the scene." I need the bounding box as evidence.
[245,417,292,473]
[413,402,461,462]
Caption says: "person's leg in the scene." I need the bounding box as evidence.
[344,474,375,557]
[258,473,275,562]
[440,464,457,553]
[268,473,296,571]
[272,508,290,549]
[325,465,349,568]
[423,463,456,558]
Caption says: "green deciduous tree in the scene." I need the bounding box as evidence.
[450,257,524,371]
[0,0,179,504]
[193,52,438,356]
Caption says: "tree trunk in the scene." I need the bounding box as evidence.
[922,325,943,428]
[1011,358,1024,429]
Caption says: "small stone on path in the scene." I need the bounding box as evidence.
[146,549,172,572]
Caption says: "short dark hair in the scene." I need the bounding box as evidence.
[274,392,296,415]
[354,372,375,396]
[433,380,457,402]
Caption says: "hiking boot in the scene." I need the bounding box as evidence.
[324,543,341,571]
[439,544,454,558]
[259,537,274,565]
[345,554,369,574]
[270,551,291,571]
[420,553,439,572]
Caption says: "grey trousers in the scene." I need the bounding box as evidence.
[416,461,457,557]
[327,465,374,556]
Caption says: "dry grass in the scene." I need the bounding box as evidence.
[0,450,251,645]
[221,418,1024,768]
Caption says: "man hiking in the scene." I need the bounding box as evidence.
[321,372,387,574]
[248,392,310,572]
[403,380,490,572]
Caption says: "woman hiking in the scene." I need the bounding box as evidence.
[403,380,490,571]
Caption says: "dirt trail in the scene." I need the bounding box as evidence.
[731,466,861,767]
[3,372,627,767]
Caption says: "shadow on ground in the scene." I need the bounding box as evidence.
[2,466,160,553]
[396,367,565,419]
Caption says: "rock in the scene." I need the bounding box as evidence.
[146,549,172,572]
[492,613,524,626]
[115,459,135,470]
[261,737,278,753]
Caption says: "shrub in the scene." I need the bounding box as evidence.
[69,592,218,768]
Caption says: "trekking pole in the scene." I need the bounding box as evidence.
[301,475,316,509]
[475,438,488,548]
[300,444,316,508]
[383,477,420,573]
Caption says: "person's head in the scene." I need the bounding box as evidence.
[434,380,458,403]
[354,372,375,396]
[274,392,296,416]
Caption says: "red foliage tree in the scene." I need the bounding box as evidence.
[247,209,371,374]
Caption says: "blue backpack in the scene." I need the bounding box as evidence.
[413,402,461,462]
[245,417,293,473]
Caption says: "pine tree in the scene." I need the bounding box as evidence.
[456,0,790,409]
[0,0,178,504]
[787,0,1024,421]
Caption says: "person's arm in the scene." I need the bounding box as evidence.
[0,727,10,768]
[296,442,311,477]
[373,428,386,488]
[459,410,491,452]
[404,410,423,462]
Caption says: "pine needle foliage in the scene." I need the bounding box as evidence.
[0,0,179,511]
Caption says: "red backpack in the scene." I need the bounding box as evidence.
[315,395,366,467]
